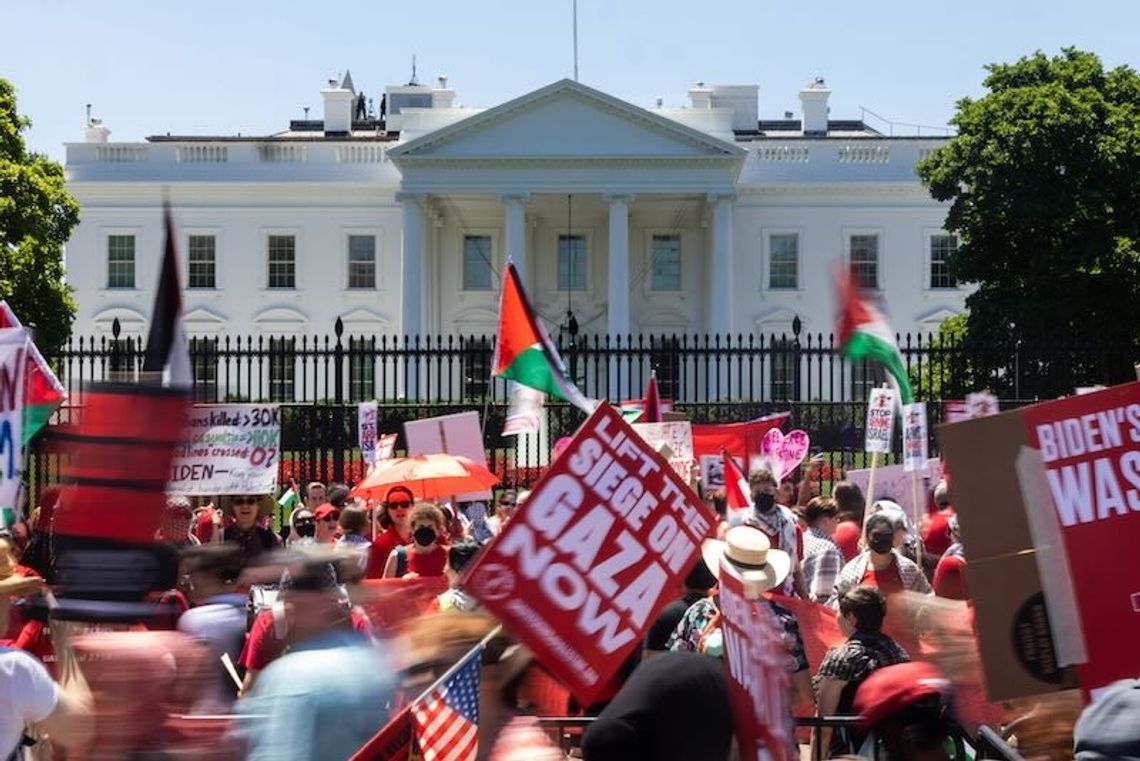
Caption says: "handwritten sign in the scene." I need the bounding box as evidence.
[376,433,397,461]
[759,428,809,480]
[358,401,378,466]
[864,387,896,454]
[464,402,713,704]
[902,403,929,472]
[719,560,792,761]
[170,404,281,495]
[631,421,694,481]
[0,330,27,521]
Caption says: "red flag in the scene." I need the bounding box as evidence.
[351,706,414,761]
[642,371,662,423]
[723,448,752,515]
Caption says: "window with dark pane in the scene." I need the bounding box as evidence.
[348,235,376,289]
[187,235,216,289]
[191,337,219,402]
[650,234,681,291]
[462,235,493,291]
[462,337,492,400]
[267,235,296,289]
[851,358,875,402]
[348,337,375,402]
[929,234,958,289]
[770,339,797,400]
[650,336,681,400]
[268,337,295,401]
[557,235,587,291]
[768,234,798,290]
[107,235,135,289]
[849,234,879,290]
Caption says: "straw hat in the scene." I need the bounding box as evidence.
[220,493,275,518]
[703,526,791,592]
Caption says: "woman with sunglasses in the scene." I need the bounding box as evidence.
[221,494,280,566]
[364,486,415,579]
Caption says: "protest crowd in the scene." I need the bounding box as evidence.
[1,259,1138,761]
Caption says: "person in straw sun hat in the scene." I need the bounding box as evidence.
[666,526,814,709]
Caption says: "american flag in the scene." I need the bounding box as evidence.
[412,644,483,761]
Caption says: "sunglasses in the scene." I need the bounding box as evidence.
[321,516,339,523]
[387,501,412,509]
[232,497,259,506]
[500,500,517,507]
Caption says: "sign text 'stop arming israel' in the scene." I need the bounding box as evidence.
[170,404,281,496]
[864,387,896,454]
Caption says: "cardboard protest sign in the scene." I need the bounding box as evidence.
[902,403,929,472]
[170,404,281,496]
[719,561,793,761]
[358,401,378,466]
[0,330,27,523]
[463,402,714,704]
[404,411,491,501]
[864,387,896,454]
[631,421,693,481]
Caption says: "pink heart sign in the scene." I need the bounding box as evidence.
[760,428,810,480]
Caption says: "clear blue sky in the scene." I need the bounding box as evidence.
[5,0,1140,161]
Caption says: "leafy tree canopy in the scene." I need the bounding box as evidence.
[0,78,79,353]
[918,48,1140,394]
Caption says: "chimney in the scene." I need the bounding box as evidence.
[431,74,456,109]
[799,77,830,135]
[688,82,713,110]
[84,117,110,143]
[321,80,354,135]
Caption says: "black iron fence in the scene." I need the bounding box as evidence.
[26,319,1133,496]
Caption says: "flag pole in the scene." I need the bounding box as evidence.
[910,470,923,570]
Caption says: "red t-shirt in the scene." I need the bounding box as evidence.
[366,526,408,579]
[860,557,905,596]
[239,606,374,672]
[933,553,968,601]
[832,520,862,562]
[406,545,448,578]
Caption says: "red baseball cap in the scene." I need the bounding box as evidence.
[314,503,341,521]
[853,662,950,730]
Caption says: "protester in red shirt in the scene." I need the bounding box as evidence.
[830,481,866,563]
[383,502,448,578]
[933,516,968,601]
[365,486,414,579]
[829,513,930,606]
[313,503,341,545]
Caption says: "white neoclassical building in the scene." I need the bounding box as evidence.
[64,73,965,349]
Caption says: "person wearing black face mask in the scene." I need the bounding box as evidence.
[383,502,448,579]
[827,513,931,607]
[742,467,809,599]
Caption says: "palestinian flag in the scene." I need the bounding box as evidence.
[142,204,192,387]
[277,482,299,511]
[0,302,66,445]
[493,263,595,413]
[723,448,752,516]
[835,268,914,404]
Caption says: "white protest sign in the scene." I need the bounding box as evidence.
[632,421,694,481]
[376,433,397,461]
[358,401,378,466]
[864,387,896,454]
[0,330,27,522]
[846,458,941,518]
[503,384,544,436]
[966,391,999,419]
[404,411,492,501]
[170,404,281,496]
[700,453,744,490]
[902,402,929,472]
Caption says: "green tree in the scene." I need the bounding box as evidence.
[0,78,79,353]
[918,48,1140,396]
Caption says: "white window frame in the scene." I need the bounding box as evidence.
[343,229,381,291]
[924,230,960,291]
[555,230,592,293]
[183,228,221,290]
[103,228,141,291]
[843,228,884,292]
[262,229,301,290]
[763,228,802,292]
[458,229,499,293]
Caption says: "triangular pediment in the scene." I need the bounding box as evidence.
[389,79,744,162]
[915,306,962,326]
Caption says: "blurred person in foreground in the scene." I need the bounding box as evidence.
[0,537,94,757]
[177,543,248,708]
[813,585,910,756]
[438,539,483,613]
[853,661,963,761]
[830,512,930,605]
[1073,678,1140,760]
[232,560,394,760]
[643,546,716,656]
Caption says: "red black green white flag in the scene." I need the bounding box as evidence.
[835,268,914,404]
[493,263,595,413]
[0,302,65,445]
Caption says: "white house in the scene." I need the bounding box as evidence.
[63,73,964,401]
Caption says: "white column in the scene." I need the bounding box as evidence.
[606,194,632,337]
[502,194,530,286]
[399,193,425,337]
[709,192,735,335]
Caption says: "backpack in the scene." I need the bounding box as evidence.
[394,545,408,578]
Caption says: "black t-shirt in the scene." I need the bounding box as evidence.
[581,652,732,761]
[644,591,707,651]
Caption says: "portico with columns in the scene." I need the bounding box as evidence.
[388,79,746,363]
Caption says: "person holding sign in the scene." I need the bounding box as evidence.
[739,467,808,598]
[221,494,280,566]
[382,502,448,579]
[829,513,930,606]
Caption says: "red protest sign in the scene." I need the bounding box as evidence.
[718,562,793,761]
[463,401,714,705]
[1020,381,1140,695]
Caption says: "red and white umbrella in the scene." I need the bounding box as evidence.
[350,453,499,501]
